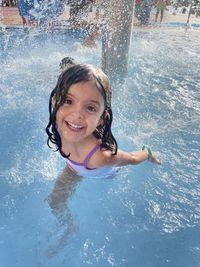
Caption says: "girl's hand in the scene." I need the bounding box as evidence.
[142,145,161,165]
[151,152,161,165]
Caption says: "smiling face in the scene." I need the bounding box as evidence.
[56,80,105,146]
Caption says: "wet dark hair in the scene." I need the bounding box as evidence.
[59,57,75,71]
[46,62,118,157]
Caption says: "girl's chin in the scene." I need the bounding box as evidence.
[60,129,85,142]
[58,125,97,143]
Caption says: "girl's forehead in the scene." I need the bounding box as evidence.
[68,80,104,96]
[67,81,104,102]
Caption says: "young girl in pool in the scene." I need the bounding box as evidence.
[46,60,161,178]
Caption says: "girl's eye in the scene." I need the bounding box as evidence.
[87,105,97,112]
[64,98,72,105]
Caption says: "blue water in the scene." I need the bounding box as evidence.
[0,28,200,267]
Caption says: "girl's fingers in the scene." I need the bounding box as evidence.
[154,158,162,164]
[152,152,162,164]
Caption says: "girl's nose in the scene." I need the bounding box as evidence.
[73,105,84,119]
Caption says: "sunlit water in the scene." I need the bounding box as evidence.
[0,28,200,267]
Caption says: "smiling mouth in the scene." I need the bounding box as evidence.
[65,121,84,131]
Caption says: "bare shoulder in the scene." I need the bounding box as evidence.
[87,148,133,168]
[87,148,116,168]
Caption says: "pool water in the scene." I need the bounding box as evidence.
[0,28,200,267]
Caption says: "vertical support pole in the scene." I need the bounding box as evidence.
[102,0,134,80]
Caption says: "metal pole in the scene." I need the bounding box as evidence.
[101,0,134,80]
[186,1,193,25]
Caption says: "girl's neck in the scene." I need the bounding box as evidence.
[61,135,99,162]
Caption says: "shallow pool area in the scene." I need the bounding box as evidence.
[0,28,200,267]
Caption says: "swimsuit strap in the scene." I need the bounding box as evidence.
[83,143,101,169]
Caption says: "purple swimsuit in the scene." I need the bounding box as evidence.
[66,144,118,178]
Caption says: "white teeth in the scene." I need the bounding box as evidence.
[68,121,83,129]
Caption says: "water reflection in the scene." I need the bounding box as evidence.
[48,166,81,225]
[46,167,82,257]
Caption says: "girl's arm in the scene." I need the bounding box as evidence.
[109,146,161,166]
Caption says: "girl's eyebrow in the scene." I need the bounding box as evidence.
[67,93,101,106]
[88,100,101,107]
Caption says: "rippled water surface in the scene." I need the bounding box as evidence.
[0,28,199,267]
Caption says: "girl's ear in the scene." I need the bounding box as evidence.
[98,115,104,126]
[104,110,111,121]
[97,110,107,126]
[98,109,110,126]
